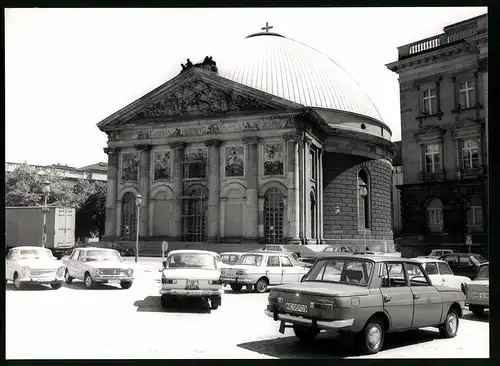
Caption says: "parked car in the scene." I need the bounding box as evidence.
[463,262,489,316]
[321,246,352,253]
[62,247,134,289]
[160,250,222,310]
[413,257,471,290]
[265,255,465,354]
[418,249,457,259]
[438,253,488,279]
[220,252,246,266]
[220,251,310,293]
[5,246,65,290]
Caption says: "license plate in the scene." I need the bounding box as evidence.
[108,280,121,284]
[33,278,52,283]
[187,280,199,290]
[479,292,488,299]
[285,302,308,313]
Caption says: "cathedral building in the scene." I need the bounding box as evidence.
[97,26,396,252]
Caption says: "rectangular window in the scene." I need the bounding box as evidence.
[183,148,207,179]
[424,262,438,275]
[468,206,483,226]
[459,80,475,108]
[461,139,480,170]
[405,263,430,286]
[280,256,293,267]
[424,143,441,173]
[422,88,437,114]
[309,149,316,180]
[427,208,443,232]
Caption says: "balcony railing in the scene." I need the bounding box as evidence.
[420,170,445,182]
[398,25,478,60]
[457,166,485,180]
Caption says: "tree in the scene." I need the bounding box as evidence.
[5,164,78,207]
[5,164,107,239]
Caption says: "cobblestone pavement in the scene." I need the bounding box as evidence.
[6,270,489,359]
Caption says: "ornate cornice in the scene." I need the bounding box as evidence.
[169,142,187,150]
[282,132,301,142]
[135,144,152,151]
[242,136,259,145]
[103,147,119,155]
[204,139,222,147]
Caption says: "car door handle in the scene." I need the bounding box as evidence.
[442,278,447,282]
[383,294,392,302]
[413,293,420,299]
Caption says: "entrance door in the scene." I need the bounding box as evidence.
[182,191,207,242]
[264,188,284,244]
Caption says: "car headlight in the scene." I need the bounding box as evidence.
[236,270,246,275]
[57,266,65,276]
[127,269,133,276]
[20,266,30,277]
[162,278,177,284]
[94,268,103,275]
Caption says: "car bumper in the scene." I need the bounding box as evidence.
[19,276,64,284]
[467,299,489,307]
[159,289,223,297]
[93,276,134,283]
[264,309,355,330]
[221,276,255,285]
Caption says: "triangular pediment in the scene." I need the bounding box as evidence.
[97,67,303,130]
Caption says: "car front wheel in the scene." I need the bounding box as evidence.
[293,324,319,343]
[439,307,459,338]
[13,273,22,290]
[120,281,133,289]
[64,270,73,284]
[84,273,95,289]
[469,305,485,317]
[358,317,385,354]
[210,295,221,310]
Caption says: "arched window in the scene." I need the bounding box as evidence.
[427,198,443,233]
[310,191,316,239]
[467,195,483,232]
[121,192,137,240]
[357,169,370,229]
[264,187,284,243]
[182,189,207,242]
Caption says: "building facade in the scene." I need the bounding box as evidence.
[386,14,488,257]
[98,29,396,252]
[392,141,403,236]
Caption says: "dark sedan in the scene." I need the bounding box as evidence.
[438,253,487,279]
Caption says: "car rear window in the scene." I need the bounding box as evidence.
[477,265,488,279]
[304,259,373,287]
[424,262,438,275]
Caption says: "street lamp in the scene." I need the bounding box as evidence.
[334,205,341,248]
[135,194,142,263]
[41,181,51,248]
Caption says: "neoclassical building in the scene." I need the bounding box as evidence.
[98,27,396,251]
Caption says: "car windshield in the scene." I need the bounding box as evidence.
[477,264,488,279]
[85,250,121,262]
[167,253,216,269]
[236,254,263,266]
[471,254,487,265]
[221,254,240,265]
[304,258,374,286]
[19,249,53,260]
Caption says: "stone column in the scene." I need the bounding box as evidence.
[318,148,325,243]
[283,134,300,243]
[205,139,221,242]
[136,144,152,237]
[169,142,186,241]
[303,137,312,243]
[243,136,259,241]
[103,147,119,238]
[297,135,305,243]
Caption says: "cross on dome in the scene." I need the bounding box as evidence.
[261,22,273,32]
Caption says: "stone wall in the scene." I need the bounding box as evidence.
[323,152,394,249]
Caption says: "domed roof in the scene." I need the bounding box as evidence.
[219,32,383,122]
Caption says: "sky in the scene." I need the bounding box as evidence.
[5,7,488,168]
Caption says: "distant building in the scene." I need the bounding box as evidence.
[386,14,488,257]
[5,161,108,186]
[392,141,403,236]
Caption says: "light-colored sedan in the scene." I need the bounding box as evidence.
[418,249,457,259]
[220,251,311,293]
[160,250,223,310]
[464,262,489,316]
[5,246,65,290]
[413,257,471,290]
[62,247,134,289]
